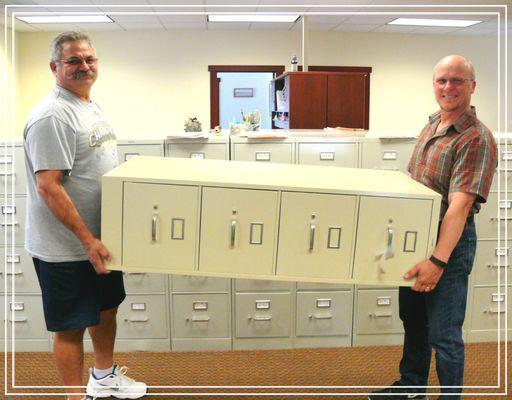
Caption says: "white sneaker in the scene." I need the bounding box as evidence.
[86,365,147,399]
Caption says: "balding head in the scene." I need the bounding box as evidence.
[434,55,475,81]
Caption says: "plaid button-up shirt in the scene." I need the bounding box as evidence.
[408,107,497,219]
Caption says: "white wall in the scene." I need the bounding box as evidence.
[13,29,508,140]
[0,25,20,141]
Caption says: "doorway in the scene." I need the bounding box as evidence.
[208,65,285,129]
[218,72,274,130]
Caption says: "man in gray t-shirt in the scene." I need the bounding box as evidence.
[23,32,146,400]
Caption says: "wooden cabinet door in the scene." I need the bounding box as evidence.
[289,74,327,129]
[327,73,368,129]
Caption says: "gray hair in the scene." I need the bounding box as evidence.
[50,31,93,62]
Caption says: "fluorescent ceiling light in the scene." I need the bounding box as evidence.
[16,15,113,24]
[208,14,299,23]
[388,18,481,28]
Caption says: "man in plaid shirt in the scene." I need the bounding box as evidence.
[369,56,497,400]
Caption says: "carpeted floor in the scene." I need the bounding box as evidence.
[1,342,510,399]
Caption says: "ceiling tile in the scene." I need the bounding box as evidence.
[27,22,80,31]
[333,23,380,32]
[249,22,295,30]
[74,22,124,31]
[372,24,420,33]
[111,14,160,24]
[412,26,463,35]
[207,21,250,30]
[343,15,396,25]
[115,20,164,30]
[159,15,205,24]
[162,21,205,30]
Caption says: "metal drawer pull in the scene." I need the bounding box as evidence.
[249,315,272,321]
[380,167,399,171]
[490,217,512,221]
[487,264,510,269]
[8,317,27,323]
[191,316,210,323]
[125,272,146,275]
[1,221,18,226]
[230,210,237,248]
[126,317,149,322]
[309,213,316,251]
[151,214,158,242]
[486,308,505,314]
[309,313,333,320]
[5,270,22,275]
[1,172,14,176]
[376,218,394,273]
[369,311,393,318]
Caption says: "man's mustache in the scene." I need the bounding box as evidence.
[70,69,95,80]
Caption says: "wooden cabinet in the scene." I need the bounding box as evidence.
[271,71,371,130]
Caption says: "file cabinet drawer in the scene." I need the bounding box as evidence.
[235,279,292,292]
[0,294,47,339]
[296,291,352,337]
[477,192,511,239]
[172,293,230,338]
[117,143,164,162]
[167,143,228,160]
[0,246,39,293]
[232,143,293,164]
[172,275,230,292]
[297,143,358,167]
[0,146,26,195]
[473,241,510,286]
[122,271,166,293]
[235,293,291,338]
[355,289,403,334]
[361,139,416,173]
[471,286,511,332]
[297,282,352,290]
[1,196,26,245]
[117,294,168,339]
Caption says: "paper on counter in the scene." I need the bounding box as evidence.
[244,131,289,139]
[167,131,210,139]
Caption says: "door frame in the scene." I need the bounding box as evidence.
[208,65,285,129]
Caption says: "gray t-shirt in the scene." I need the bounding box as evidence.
[24,85,118,262]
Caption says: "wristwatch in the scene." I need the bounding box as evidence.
[430,255,447,269]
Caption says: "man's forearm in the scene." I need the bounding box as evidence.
[38,182,95,247]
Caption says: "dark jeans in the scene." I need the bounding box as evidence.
[398,219,477,400]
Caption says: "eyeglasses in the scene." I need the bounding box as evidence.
[57,57,98,67]
[434,77,473,87]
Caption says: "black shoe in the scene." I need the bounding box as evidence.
[368,381,427,399]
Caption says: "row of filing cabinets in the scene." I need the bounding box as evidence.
[2,133,510,351]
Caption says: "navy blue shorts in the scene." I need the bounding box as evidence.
[33,258,126,332]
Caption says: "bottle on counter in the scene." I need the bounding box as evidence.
[290,55,298,72]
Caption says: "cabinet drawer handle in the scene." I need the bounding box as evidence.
[191,316,210,323]
[380,167,399,171]
[487,264,510,269]
[230,219,237,248]
[8,317,27,323]
[249,315,272,321]
[5,270,22,275]
[125,272,146,275]
[490,217,512,221]
[151,214,158,242]
[369,311,392,318]
[486,308,505,314]
[1,172,14,177]
[309,213,316,251]
[126,317,149,322]
[309,313,333,320]
[1,221,18,226]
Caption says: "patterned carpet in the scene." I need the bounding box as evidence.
[1,342,510,399]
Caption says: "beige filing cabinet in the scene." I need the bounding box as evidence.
[166,134,230,160]
[467,133,511,343]
[1,142,50,351]
[83,140,169,352]
[165,135,232,351]
[230,134,295,164]
[360,137,417,172]
[102,156,441,287]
